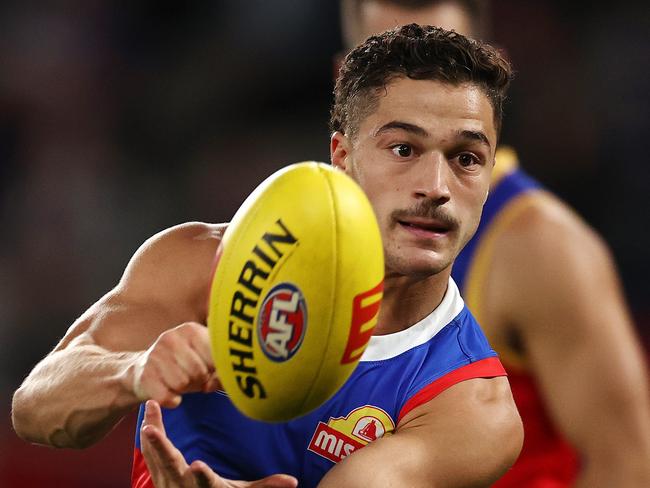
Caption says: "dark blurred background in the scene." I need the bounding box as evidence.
[1,1,648,486]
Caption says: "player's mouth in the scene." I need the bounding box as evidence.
[396,217,453,239]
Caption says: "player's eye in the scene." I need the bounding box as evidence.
[458,153,480,167]
[390,144,412,158]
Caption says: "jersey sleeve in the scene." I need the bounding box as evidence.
[397,356,506,422]
[397,308,507,423]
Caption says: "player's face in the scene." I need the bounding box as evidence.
[331,77,496,278]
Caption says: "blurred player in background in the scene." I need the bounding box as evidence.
[13,24,523,487]
[339,1,650,486]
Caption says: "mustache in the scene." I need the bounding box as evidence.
[390,201,459,229]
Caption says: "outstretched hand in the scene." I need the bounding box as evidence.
[140,400,298,488]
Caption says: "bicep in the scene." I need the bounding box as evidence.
[500,202,650,455]
[318,377,522,488]
[55,291,185,353]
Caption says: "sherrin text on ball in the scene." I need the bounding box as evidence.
[207,162,384,422]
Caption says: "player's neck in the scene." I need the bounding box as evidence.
[373,269,451,335]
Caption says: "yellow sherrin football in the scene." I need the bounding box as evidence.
[207,162,384,422]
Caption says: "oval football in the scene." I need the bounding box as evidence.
[207,161,384,422]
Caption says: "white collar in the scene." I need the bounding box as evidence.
[360,277,465,362]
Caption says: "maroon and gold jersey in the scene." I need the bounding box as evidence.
[452,147,579,487]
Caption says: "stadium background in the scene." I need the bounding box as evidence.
[1,1,648,486]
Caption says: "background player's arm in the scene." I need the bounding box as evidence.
[11,222,224,449]
[493,195,650,486]
[318,376,523,488]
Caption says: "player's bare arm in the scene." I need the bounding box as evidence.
[11,222,226,449]
[317,376,523,488]
[488,193,650,487]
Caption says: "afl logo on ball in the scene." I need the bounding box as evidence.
[258,283,307,362]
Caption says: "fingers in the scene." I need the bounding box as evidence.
[203,374,223,393]
[140,401,188,484]
[158,324,216,397]
[187,460,298,488]
[175,346,211,381]
[189,325,216,373]
[143,399,166,436]
[133,322,218,406]
[249,475,299,488]
[134,360,182,408]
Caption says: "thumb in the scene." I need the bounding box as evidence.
[189,460,226,488]
[249,474,298,488]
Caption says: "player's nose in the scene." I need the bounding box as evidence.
[413,152,451,203]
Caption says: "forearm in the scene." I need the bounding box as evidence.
[574,455,650,488]
[575,410,650,487]
[11,343,142,448]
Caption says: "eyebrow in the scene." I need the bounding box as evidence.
[373,122,492,151]
[456,129,491,150]
[372,121,430,138]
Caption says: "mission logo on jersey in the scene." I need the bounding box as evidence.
[257,282,306,362]
[308,405,395,463]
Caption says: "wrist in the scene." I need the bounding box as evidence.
[116,350,147,407]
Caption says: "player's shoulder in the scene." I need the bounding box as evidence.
[489,147,602,252]
[496,189,607,260]
[118,222,228,301]
[131,222,227,264]
[141,221,228,250]
[489,189,619,322]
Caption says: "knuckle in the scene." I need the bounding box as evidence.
[177,321,196,332]
[189,355,208,374]
[157,331,174,347]
[168,378,185,393]
[197,362,210,377]
[147,351,163,369]
[141,369,171,399]
[184,321,205,338]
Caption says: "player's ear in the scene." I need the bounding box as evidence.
[330,131,352,172]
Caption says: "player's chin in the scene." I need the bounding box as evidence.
[386,248,453,278]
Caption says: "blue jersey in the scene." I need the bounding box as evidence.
[132,278,505,488]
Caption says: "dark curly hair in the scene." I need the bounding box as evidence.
[330,23,513,138]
